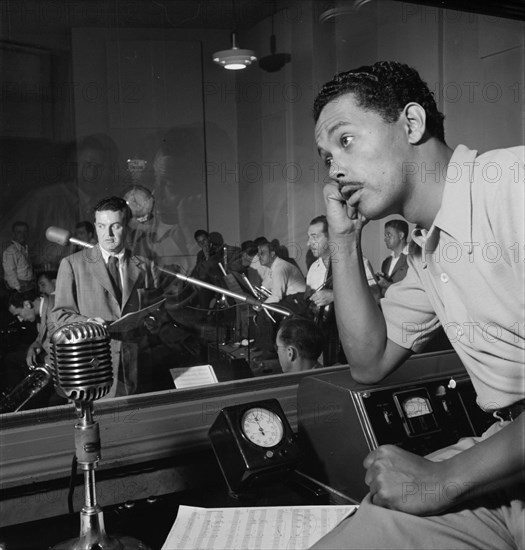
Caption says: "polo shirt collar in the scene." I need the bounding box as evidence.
[412,144,478,253]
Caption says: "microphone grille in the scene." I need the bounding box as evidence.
[45,226,71,246]
[51,322,113,402]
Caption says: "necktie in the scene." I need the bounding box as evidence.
[107,255,122,303]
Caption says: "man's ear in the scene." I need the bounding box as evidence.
[403,102,426,144]
[288,346,297,362]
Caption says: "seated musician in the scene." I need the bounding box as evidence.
[275,317,324,373]
[305,215,379,365]
[1,291,60,410]
[209,231,243,274]
[376,219,409,297]
[252,242,306,358]
[190,229,223,311]
[240,240,269,288]
[258,241,306,305]
[3,292,39,390]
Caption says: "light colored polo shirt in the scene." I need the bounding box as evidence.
[382,145,525,411]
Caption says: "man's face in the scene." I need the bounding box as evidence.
[9,302,36,323]
[307,222,330,259]
[95,209,127,254]
[315,93,411,220]
[196,234,211,254]
[384,227,402,251]
[12,224,28,245]
[258,245,273,267]
[38,276,55,296]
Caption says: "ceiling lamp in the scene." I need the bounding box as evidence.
[213,31,257,70]
[259,14,291,72]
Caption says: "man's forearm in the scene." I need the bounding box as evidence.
[364,414,525,515]
[445,412,525,503]
[332,234,408,382]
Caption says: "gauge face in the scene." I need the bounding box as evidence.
[241,407,284,448]
[402,396,432,418]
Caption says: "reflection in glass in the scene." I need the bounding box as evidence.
[0,0,521,416]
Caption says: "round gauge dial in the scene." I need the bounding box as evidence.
[402,396,431,418]
[241,407,285,448]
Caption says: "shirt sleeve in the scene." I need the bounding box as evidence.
[381,258,441,352]
[2,247,20,290]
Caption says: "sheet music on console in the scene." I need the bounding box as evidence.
[162,504,358,550]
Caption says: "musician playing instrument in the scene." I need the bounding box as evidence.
[306,215,380,365]
[306,215,379,311]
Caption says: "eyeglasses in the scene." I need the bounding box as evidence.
[273,344,287,352]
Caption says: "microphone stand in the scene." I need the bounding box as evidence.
[51,322,149,550]
[158,267,292,318]
[53,400,148,550]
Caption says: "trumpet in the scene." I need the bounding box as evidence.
[0,363,52,413]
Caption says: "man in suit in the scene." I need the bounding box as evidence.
[53,196,159,397]
[377,219,409,297]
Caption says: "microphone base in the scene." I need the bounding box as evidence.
[52,507,150,550]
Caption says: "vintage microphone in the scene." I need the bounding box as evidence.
[46,226,94,250]
[50,322,149,550]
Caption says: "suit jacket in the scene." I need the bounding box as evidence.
[381,253,409,284]
[52,245,159,397]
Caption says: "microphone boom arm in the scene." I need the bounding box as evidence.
[159,267,291,318]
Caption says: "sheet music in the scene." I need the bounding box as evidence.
[162,504,358,550]
[107,299,165,334]
[170,365,219,389]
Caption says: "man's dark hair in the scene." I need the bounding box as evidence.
[93,196,131,224]
[241,240,258,257]
[11,221,29,232]
[75,220,95,237]
[313,61,445,143]
[8,290,36,309]
[254,236,269,247]
[279,317,323,361]
[385,219,409,240]
[309,215,328,235]
[194,229,209,241]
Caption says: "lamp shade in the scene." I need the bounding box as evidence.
[213,32,256,70]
